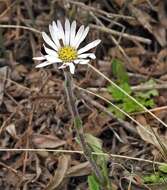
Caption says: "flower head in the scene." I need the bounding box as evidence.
[33,19,101,74]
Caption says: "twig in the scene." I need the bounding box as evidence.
[68,0,134,20]
[0,24,41,34]
[132,83,167,91]
[63,70,104,184]
[90,12,132,68]
[87,82,167,92]
[0,75,32,91]
[0,161,18,174]
[90,24,151,44]
[0,1,17,19]
[0,148,164,165]
[131,105,167,115]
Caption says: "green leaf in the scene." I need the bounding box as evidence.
[107,83,131,101]
[108,60,158,117]
[136,79,159,99]
[85,134,110,186]
[159,164,167,173]
[143,172,160,183]
[122,99,141,113]
[112,59,129,83]
[88,175,100,190]
[137,90,158,99]
[108,105,125,119]
[85,133,103,153]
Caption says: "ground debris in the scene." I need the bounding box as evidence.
[0,0,167,189]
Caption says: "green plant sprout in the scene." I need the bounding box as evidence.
[143,164,167,185]
[86,134,111,190]
[107,59,159,119]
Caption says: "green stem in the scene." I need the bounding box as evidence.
[63,70,104,184]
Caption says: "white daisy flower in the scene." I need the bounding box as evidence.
[33,19,101,74]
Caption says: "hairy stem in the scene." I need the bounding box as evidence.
[64,70,104,184]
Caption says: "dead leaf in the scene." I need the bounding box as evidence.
[158,1,167,28]
[128,4,154,34]
[67,161,91,177]
[6,123,18,139]
[136,115,167,155]
[0,1,7,15]
[132,0,147,5]
[4,169,22,187]
[32,155,42,182]
[129,4,166,46]
[46,155,70,190]
[84,112,111,136]
[152,24,166,47]
[0,66,8,106]
[114,0,125,7]
[32,134,66,148]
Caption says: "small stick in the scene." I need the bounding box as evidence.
[90,24,151,44]
[68,0,134,20]
[87,82,167,92]
[0,24,41,34]
[0,148,164,165]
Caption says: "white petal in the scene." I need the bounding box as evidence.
[33,56,45,61]
[74,59,90,64]
[79,59,90,64]
[43,45,58,57]
[70,21,76,46]
[64,19,71,46]
[58,62,75,74]
[72,25,84,47]
[42,32,58,51]
[74,59,88,64]
[58,63,67,69]
[52,21,60,38]
[49,25,60,49]
[75,26,89,48]
[45,55,62,63]
[78,39,101,54]
[57,20,65,45]
[78,53,96,59]
[74,59,81,64]
[36,61,53,68]
[68,63,75,74]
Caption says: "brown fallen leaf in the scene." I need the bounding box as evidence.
[32,155,42,182]
[128,4,154,34]
[129,4,166,47]
[113,0,125,7]
[132,0,147,5]
[152,24,166,47]
[46,155,70,190]
[6,123,18,139]
[0,66,8,106]
[67,161,91,177]
[32,134,66,148]
[0,1,7,15]
[136,115,167,156]
[158,1,167,28]
[3,169,22,187]
[84,112,111,136]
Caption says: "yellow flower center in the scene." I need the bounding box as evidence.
[58,46,77,62]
